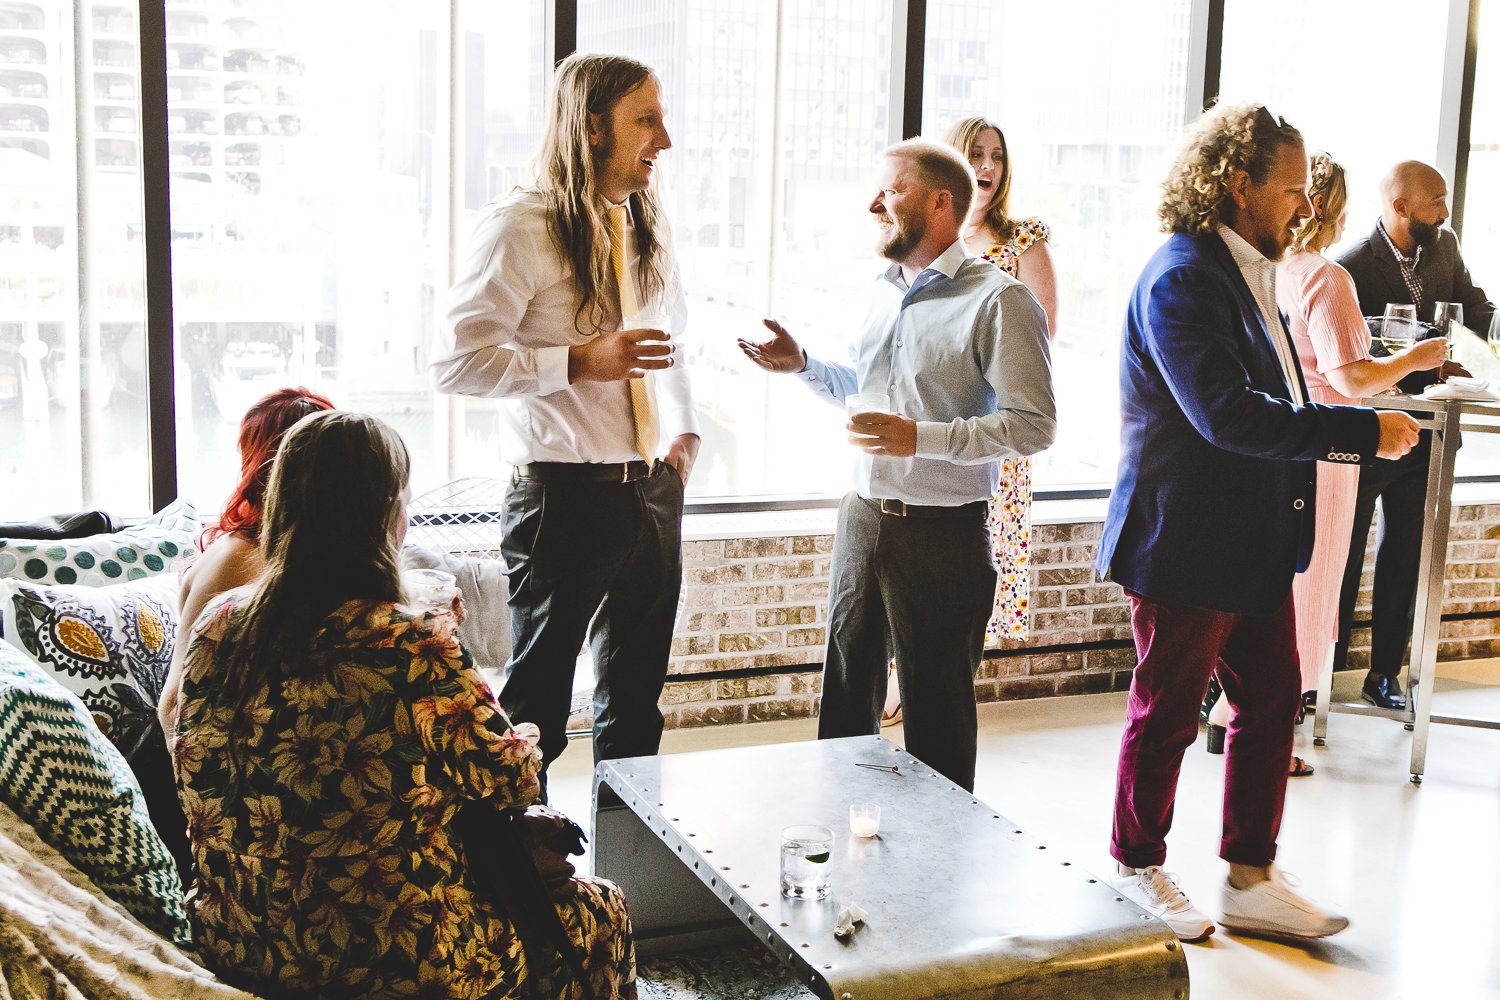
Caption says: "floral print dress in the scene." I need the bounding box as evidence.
[978,217,1051,645]
[172,594,637,1000]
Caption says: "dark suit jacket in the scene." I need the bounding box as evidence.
[1337,223,1495,330]
[1097,232,1380,615]
[1337,224,1496,392]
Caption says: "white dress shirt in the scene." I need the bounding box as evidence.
[1217,224,1306,406]
[431,189,700,465]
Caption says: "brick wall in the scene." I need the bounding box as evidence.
[658,502,1500,729]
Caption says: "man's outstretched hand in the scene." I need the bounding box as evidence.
[737,319,806,374]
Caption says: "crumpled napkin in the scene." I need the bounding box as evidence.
[833,902,868,938]
[1421,377,1500,401]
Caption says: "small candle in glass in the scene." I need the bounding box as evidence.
[849,803,881,838]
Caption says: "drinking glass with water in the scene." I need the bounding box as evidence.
[780,824,833,899]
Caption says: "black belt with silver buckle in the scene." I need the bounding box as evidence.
[513,461,652,484]
[868,496,987,519]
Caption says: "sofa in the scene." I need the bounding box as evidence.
[0,506,795,999]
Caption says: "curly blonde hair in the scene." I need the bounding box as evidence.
[1158,103,1303,235]
[1289,151,1347,253]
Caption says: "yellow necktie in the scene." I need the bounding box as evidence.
[609,205,660,464]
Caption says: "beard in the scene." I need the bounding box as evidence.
[1255,232,1288,262]
[876,213,925,263]
[1409,219,1441,249]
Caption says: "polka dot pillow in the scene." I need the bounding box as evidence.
[0,573,179,754]
[0,497,197,588]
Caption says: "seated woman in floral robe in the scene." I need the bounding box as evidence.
[171,409,636,1000]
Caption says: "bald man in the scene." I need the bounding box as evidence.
[1334,161,1496,709]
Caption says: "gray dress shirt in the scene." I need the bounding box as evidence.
[800,239,1056,506]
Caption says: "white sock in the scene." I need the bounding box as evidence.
[1117,861,1138,877]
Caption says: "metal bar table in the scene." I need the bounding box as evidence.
[593,735,1188,1000]
[1312,395,1500,782]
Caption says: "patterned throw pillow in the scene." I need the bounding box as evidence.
[0,574,178,755]
[0,643,189,944]
[0,497,196,588]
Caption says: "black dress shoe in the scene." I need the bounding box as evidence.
[1361,673,1407,711]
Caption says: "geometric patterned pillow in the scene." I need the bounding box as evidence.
[0,574,179,757]
[0,642,189,945]
[0,497,196,587]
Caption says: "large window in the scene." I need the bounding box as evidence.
[447,0,550,483]
[2,0,150,517]
[922,0,1194,490]
[1219,0,1449,259]
[1465,4,1500,335]
[579,0,892,498]
[168,0,548,519]
[1454,5,1500,477]
[2,0,1497,520]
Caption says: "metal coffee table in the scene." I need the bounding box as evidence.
[593,736,1188,1000]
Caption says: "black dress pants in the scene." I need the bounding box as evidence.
[817,493,997,792]
[1335,433,1431,679]
[499,462,685,771]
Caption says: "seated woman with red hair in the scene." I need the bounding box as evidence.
[158,387,334,734]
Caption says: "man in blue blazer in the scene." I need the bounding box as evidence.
[1097,104,1420,943]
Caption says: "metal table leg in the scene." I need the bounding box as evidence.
[1312,643,1334,746]
[1406,401,1462,783]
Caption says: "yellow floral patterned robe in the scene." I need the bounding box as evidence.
[173,594,636,999]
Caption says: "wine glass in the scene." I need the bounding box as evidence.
[1381,304,1418,355]
[1434,302,1463,362]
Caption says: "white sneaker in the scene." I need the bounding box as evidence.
[1111,865,1215,942]
[1219,866,1349,939]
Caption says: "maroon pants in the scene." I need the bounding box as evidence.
[1111,590,1301,868]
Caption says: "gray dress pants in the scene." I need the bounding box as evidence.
[817,492,997,791]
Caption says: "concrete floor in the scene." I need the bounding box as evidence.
[548,661,1500,1000]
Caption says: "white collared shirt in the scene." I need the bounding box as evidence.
[1216,224,1305,405]
[431,189,699,465]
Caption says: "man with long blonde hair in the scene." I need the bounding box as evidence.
[431,53,700,780]
[1096,103,1420,942]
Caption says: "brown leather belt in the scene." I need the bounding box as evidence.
[863,496,988,519]
[513,461,652,484]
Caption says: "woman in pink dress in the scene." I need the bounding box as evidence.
[1205,152,1447,774]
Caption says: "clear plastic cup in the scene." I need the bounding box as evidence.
[845,392,890,419]
[403,568,458,614]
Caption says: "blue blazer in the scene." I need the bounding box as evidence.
[1097,232,1381,615]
